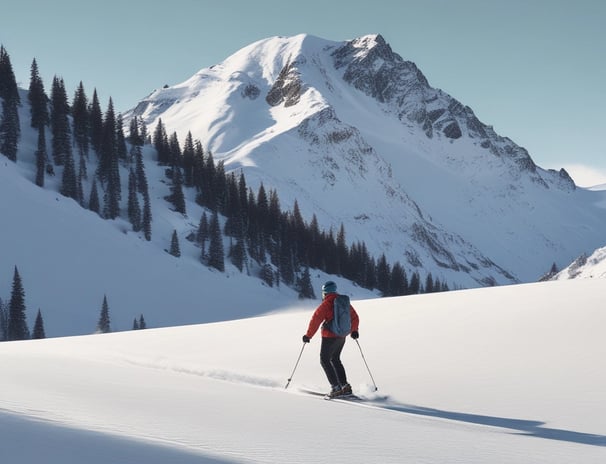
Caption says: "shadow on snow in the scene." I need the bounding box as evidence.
[379,401,606,447]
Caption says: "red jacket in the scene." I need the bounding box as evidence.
[305,293,359,339]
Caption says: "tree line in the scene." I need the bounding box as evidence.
[1,46,153,237]
[151,120,450,298]
[0,266,147,341]
[0,44,450,338]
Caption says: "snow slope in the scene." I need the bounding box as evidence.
[2,278,605,463]
[130,34,606,288]
[0,87,381,338]
[553,246,606,280]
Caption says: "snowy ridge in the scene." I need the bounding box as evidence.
[129,34,606,288]
[552,246,606,280]
[2,279,606,463]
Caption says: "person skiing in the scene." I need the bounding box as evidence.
[302,281,359,398]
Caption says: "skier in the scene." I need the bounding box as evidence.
[302,281,359,398]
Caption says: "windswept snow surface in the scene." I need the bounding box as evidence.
[2,279,605,463]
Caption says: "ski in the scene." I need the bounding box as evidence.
[298,388,363,401]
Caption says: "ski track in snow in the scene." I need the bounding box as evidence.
[122,356,606,449]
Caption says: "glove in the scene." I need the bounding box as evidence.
[350,331,359,340]
[302,335,311,343]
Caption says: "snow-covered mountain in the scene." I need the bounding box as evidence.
[129,34,606,288]
[550,246,606,280]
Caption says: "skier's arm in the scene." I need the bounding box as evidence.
[305,300,330,339]
[350,306,359,333]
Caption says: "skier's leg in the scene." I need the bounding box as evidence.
[330,337,348,386]
[320,337,340,387]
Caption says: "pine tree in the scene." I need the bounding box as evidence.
[376,254,391,296]
[127,169,142,231]
[308,214,322,269]
[134,144,148,194]
[365,256,377,290]
[116,113,127,160]
[0,99,19,161]
[72,84,89,193]
[212,160,227,212]
[28,58,49,129]
[101,98,121,219]
[389,262,408,296]
[291,199,306,264]
[182,131,195,187]
[142,189,152,241]
[336,223,348,277]
[132,318,139,330]
[260,263,274,287]
[425,273,434,294]
[168,131,181,168]
[0,46,20,162]
[229,235,246,272]
[50,76,71,165]
[128,115,143,147]
[72,82,89,157]
[152,119,169,165]
[35,126,47,187]
[297,267,315,299]
[96,295,111,333]
[278,226,295,285]
[138,314,146,329]
[88,178,100,215]
[166,167,186,214]
[192,140,205,192]
[7,266,28,341]
[60,147,78,200]
[32,309,46,339]
[140,121,148,145]
[323,229,338,276]
[197,212,209,257]
[201,151,216,209]
[169,229,181,257]
[409,271,421,295]
[89,89,103,155]
[207,211,225,271]
[0,46,20,104]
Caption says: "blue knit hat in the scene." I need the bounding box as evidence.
[322,281,337,295]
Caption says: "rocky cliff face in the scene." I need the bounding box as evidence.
[331,35,576,190]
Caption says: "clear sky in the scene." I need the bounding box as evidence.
[1,0,604,186]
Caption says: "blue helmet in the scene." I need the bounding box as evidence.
[322,281,337,296]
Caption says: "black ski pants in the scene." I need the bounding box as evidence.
[320,336,348,387]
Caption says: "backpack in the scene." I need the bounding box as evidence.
[327,294,352,336]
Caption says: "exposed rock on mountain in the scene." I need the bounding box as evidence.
[128,33,606,288]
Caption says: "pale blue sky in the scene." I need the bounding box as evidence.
[1,0,604,185]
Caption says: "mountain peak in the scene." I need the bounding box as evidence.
[127,33,605,288]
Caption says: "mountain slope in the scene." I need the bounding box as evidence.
[0,109,374,337]
[130,34,606,288]
[2,279,605,463]
[551,245,606,280]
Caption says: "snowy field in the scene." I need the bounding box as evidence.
[2,277,605,463]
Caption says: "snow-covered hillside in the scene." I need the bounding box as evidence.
[552,246,606,280]
[0,154,375,337]
[2,279,605,463]
[130,34,606,288]
[0,89,377,337]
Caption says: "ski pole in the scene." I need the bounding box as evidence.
[284,342,307,389]
[355,339,378,391]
